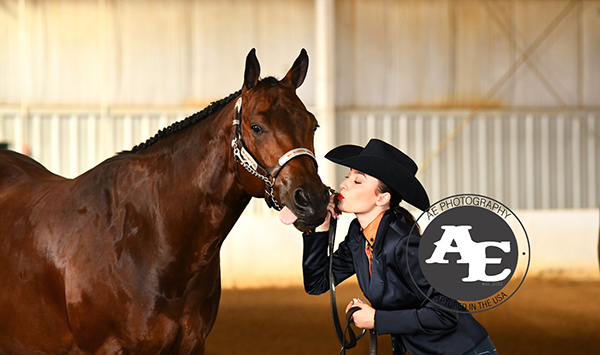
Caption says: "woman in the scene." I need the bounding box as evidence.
[302,139,496,355]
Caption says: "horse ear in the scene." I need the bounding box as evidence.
[283,48,309,89]
[244,48,261,90]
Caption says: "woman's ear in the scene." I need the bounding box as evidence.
[376,192,391,207]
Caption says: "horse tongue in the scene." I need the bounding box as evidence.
[279,206,299,225]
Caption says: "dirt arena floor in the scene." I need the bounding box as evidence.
[205,277,600,355]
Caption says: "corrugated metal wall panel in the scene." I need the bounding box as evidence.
[335,110,600,210]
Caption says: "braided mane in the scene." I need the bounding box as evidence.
[121,90,242,154]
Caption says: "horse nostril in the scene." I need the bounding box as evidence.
[292,186,330,217]
[294,188,309,207]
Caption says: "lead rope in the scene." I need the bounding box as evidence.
[327,196,377,355]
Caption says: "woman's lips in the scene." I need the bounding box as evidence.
[337,193,345,201]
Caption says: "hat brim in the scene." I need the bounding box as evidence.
[326,145,430,210]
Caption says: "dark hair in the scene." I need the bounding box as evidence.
[377,180,421,234]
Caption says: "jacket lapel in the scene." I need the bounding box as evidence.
[344,221,370,296]
[367,211,395,306]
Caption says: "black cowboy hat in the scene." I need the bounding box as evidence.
[325,139,430,211]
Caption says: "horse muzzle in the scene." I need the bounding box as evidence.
[279,183,330,232]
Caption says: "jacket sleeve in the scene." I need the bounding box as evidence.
[374,230,461,335]
[302,230,356,295]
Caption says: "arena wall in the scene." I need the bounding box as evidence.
[219,208,600,289]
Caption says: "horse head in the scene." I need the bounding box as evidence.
[233,49,329,231]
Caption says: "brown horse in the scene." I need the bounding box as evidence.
[0,49,329,354]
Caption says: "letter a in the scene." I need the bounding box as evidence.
[425,226,475,264]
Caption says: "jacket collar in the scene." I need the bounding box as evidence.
[350,210,397,304]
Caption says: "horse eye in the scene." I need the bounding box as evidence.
[250,124,264,134]
[313,124,320,132]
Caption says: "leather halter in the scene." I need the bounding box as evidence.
[231,97,318,211]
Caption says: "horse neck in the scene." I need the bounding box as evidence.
[108,103,251,277]
[158,103,251,230]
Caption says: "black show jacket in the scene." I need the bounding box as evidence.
[302,209,488,355]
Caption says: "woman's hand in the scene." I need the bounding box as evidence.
[345,298,375,330]
[314,193,341,232]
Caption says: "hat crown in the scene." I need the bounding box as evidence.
[324,138,430,210]
[362,139,418,175]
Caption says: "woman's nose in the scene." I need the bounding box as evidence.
[340,178,349,191]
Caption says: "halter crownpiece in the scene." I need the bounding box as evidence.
[231,97,318,211]
[233,97,242,126]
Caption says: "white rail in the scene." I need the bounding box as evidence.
[2,108,598,210]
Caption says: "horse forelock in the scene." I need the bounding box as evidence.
[121,90,242,155]
[260,76,279,86]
